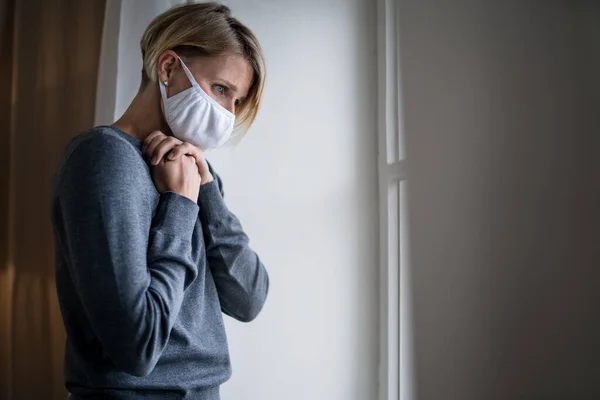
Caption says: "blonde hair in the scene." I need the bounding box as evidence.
[140,2,266,131]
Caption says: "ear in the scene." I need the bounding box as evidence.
[156,50,180,84]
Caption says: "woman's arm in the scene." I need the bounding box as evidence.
[55,133,199,377]
[141,132,269,321]
[197,172,269,322]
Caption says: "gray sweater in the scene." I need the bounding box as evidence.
[50,126,269,399]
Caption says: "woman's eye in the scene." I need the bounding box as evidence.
[214,85,226,95]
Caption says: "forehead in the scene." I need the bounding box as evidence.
[188,54,253,95]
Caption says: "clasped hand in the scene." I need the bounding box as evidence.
[142,131,214,202]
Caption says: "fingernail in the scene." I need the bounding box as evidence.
[152,157,158,164]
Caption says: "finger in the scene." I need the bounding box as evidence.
[196,155,212,184]
[184,154,199,169]
[197,155,209,176]
[146,136,169,164]
[142,130,166,154]
[167,142,195,161]
[152,137,182,165]
[144,134,168,160]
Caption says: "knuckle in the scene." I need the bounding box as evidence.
[149,131,163,140]
[159,141,171,150]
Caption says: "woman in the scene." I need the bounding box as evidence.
[50,3,269,399]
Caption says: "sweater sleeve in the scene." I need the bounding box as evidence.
[56,134,199,377]
[197,172,269,322]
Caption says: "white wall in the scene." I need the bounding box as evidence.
[210,1,379,399]
[96,0,184,125]
[98,1,379,399]
[398,1,600,399]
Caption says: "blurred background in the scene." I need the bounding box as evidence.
[0,1,599,400]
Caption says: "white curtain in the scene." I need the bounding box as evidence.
[95,0,190,125]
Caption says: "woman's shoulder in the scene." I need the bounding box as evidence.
[61,126,142,167]
[67,126,141,156]
[53,126,147,190]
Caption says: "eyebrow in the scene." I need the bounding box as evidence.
[220,79,248,101]
[221,79,239,93]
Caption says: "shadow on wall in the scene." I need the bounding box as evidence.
[400,1,600,400]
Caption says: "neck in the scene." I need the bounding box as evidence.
[112,84,170,142]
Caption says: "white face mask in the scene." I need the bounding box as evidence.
[159,57,235,150]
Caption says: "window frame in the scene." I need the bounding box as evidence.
[377,0,413,399]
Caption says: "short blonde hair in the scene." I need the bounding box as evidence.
[140,2,266,131]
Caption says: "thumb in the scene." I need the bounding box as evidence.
[196,156,213,184]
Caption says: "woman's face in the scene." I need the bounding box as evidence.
[158,52,253,114]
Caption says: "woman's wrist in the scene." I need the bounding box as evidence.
[201,173,214,185]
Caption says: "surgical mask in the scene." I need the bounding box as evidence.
[159,57,235,150]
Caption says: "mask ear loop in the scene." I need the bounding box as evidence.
[157,56,193,100]
[177,56,201,89]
